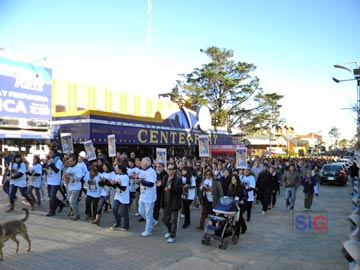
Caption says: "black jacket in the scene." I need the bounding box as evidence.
[257,170,274,193]
[161,175,183,211]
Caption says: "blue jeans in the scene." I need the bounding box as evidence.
[112,199,129,229]
[139,200,155,233]
[47,184,63,214]
[285,187,297,210]
[10,185,31,204]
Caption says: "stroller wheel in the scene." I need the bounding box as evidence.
[232,235,239,244]
[219,240,228,250]
[205,236,211,245]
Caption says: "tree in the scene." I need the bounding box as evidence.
[329,126,340,148]
[169,47,283,133]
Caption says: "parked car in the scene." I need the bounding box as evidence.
[319,164,347,186]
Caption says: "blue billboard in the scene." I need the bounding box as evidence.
[0,56,52,120]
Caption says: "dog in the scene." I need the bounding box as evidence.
[0,208,31,260]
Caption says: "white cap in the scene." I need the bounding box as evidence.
[79,151,87,159]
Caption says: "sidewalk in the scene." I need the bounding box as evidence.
[0,183,350,270]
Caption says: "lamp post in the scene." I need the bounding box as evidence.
[333,63,360,149]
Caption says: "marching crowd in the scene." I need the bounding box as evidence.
[1,144,354,244]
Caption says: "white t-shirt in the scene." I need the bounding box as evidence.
[114,174,130,204]
[241,174,256,202]
[139,167,157,203]
[47,158,63,186]
[100,171,116,197]
[66,164,83,191]
[10,162,27,187]
[29,163,43,188]
[127,166,140,193]
[84,172,102,198]
[181,175,196,200]
[77,161,88,179]
[201,178,213,202]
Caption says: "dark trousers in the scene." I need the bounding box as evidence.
[85,196,99,217]
[182,199,193,225]
[153,196,161,221]
[28,186,41,205]
[260,191,272,212]
[271,191,277,207]
[3,179,10,195]
[112,200,129,229]
[47,184,64,214]
[10,185,31,204]
[246,201,253,220]
[199,200,213,228]
[162,208,180,238]
[304,193,314,209]
[236,204,247,235]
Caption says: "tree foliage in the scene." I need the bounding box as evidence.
[169,46,283,133]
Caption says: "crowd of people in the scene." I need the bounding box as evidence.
[1,144,354,244]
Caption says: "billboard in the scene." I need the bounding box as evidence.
[0,56,52,120]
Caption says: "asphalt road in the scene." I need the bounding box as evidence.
[0,181,351,270]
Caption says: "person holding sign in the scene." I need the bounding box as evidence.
[109,164,130,230]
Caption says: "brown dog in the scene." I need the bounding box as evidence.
[0,208,31,260]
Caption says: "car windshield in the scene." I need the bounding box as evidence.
[323,165,341,171]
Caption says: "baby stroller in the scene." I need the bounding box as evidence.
[201,196,240,250]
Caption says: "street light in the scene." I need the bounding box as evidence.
[333,63,360,150]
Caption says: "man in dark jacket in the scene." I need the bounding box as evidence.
[153,162,168,223]
[256,164,274,215]
[161,164,183,243]
[349,161,359,189]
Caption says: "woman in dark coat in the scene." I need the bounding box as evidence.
[227,174,248,235]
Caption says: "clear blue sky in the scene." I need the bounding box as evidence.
[1,0,359,139]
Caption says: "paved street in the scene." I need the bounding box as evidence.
[0,181,351,270]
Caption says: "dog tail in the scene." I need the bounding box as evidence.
[21,208,29,222]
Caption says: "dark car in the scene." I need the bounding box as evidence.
[319,164,347,186]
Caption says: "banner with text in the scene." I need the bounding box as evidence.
[0,56,52,120]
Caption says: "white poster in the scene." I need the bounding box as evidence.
[199,135,210,157]
[236,146,247,169]
[60,133,74,154]
[84,140,97,161]
[108,134,116,157]
[156,148,167,167]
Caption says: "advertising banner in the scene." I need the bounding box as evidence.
[0,56,52,120]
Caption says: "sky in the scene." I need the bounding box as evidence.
[0,0,359,139]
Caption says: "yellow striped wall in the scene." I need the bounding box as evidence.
[52,78,179,120]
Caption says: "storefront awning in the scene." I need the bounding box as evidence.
[0,129,54,139]
[210,145,237,154]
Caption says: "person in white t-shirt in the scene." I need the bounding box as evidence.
[27,156,43,207]
[134,157,157,237]
[6,154,34,212]
[241,168,256,222]
[63,154,83,220]
[110,164,130,230]
[84,165,101,220]
[181,167,196,229]
[92,162,116,226]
